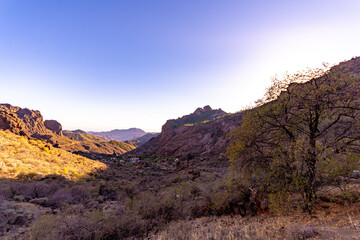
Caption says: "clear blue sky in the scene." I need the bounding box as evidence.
[0,0,359,132]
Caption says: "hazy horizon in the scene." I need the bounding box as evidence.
[1,0,360,132]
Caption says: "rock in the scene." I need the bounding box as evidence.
[0,106,28,137]
[203,105,212,111]
[0,104,48,136]
[44,120,63,136]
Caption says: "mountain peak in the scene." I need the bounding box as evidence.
[194,105,213,115]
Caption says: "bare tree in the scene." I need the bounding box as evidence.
[228,63,360,211]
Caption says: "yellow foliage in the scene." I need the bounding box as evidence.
[0,130,107,180]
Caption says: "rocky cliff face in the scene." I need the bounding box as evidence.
[127,106,243,161]
[0,104,55,137]
[0,105,28,137]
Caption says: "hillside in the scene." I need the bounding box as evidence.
[0,104,134,155]
[126,105,240,160]
[63,129,136,154]
[0,130,106,180]
[63,129,106,142]
[89,128,151,142]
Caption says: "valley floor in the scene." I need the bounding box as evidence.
[1,141,360,240]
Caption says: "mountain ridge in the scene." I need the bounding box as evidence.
[89,127,158,142]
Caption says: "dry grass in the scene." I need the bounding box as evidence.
[0,130,106,180]
[154,202,360,240]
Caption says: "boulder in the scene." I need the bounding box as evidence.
[44,120,63,136]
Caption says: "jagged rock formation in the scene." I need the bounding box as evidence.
[0,104,134,155]
[127,106,242,160]
[170,105,227,128]
[0,105,28,137]
[0,104,50,137]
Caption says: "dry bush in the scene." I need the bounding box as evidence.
[28,208,145,240]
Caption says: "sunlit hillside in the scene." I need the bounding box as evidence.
[63,129,108,142]
[0,130,106,180]
[108,140,136,151]
[62,129,136,154]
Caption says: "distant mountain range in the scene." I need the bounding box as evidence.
[88,128,159,143]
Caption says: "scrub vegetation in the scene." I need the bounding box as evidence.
[0,130,106,180]
[1,58,360,239]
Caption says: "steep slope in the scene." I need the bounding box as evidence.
[0,130,106,180]
[127,106,241,160]
[89,128,148,141]
[0,104,133,155]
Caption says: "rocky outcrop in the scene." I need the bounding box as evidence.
[169,105,227,128]
[0,105,28,137]
[126,106,243,161]
[0,104,68,143]
[44,120,63,136]
[0,104,48,137]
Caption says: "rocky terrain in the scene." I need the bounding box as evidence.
[0,104,135,155]
[0,104,49,137]
[127,105,242,161]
